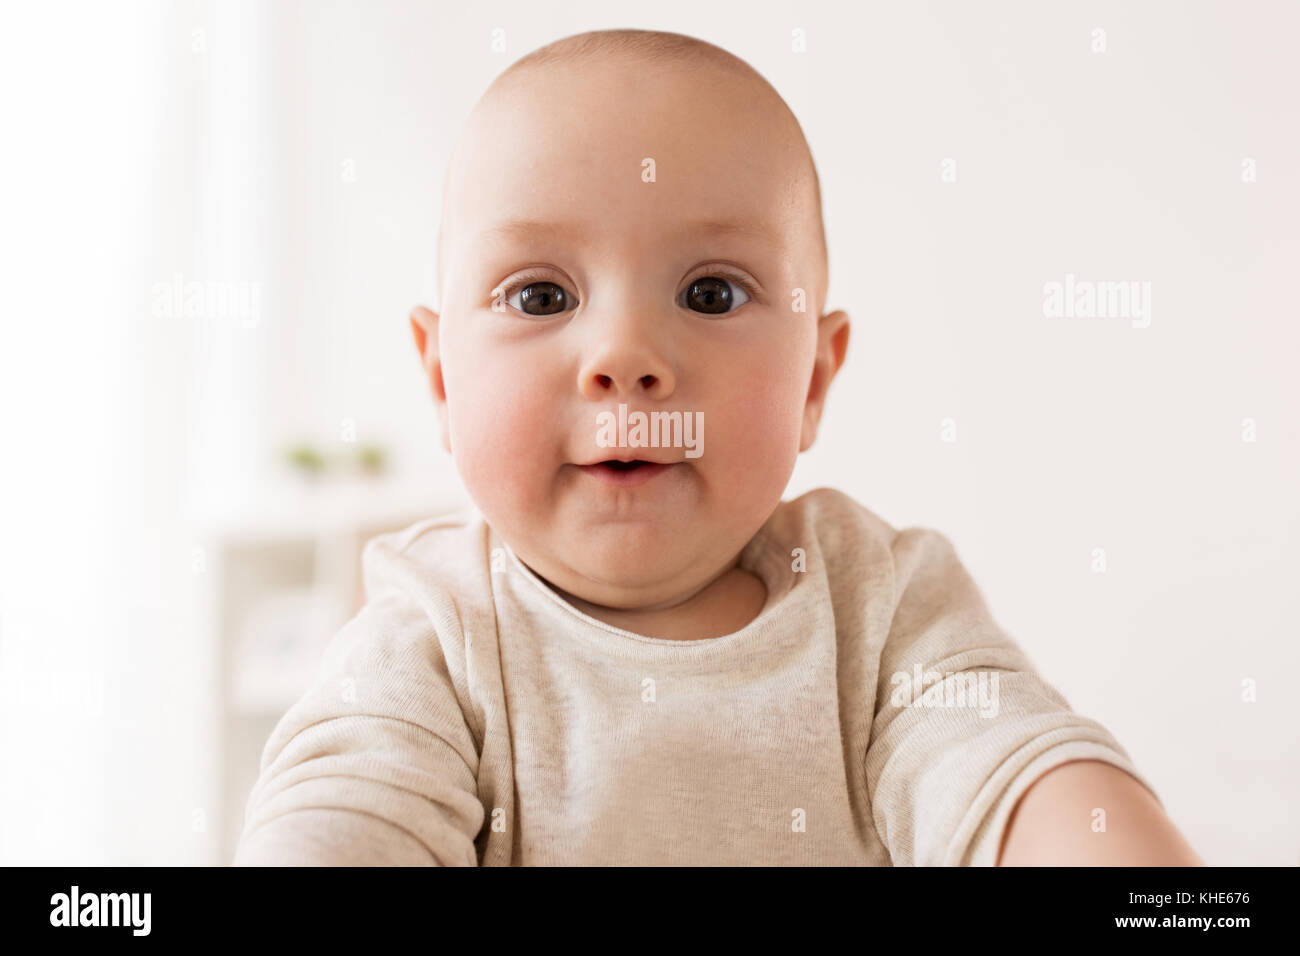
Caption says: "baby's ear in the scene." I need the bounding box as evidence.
[409,305,451,454]
[799,309,851,452]
[409,305,438,363]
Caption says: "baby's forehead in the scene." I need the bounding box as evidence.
[438,51,825,296]
[453,98,803,216]
[465,212,793,269]
[446,179,805,284]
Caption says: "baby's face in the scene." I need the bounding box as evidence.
[416,55,847,611]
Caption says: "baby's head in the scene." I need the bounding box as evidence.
[410,29,850,612]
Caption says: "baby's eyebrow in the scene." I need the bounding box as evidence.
[476,216,784,249]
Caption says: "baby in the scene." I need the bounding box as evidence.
[234,29,1200,866]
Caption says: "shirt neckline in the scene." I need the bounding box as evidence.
[501,520,797,650]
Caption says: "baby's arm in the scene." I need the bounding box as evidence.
[865,526,1201,866]
[233,582,485,866]
[997,759,1202,865]
[234,807,455,866]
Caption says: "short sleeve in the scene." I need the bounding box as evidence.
[232,578,485,866]
[864,527,1161,866]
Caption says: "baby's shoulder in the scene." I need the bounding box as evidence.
[773,486,900,553]
[363,503,485,564]
[781,487,971,560]
[772,487,981,607]
[311,504,493,675]
[356,503,494,613]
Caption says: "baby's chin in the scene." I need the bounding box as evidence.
[559,531,701,591]
[527,528,728,608]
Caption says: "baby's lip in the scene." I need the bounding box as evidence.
[575,454,684,466]
[576,460,679,488]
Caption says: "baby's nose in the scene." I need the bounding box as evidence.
[578,351,675,401]
[598,372,655,391]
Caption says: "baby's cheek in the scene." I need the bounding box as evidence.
[714,352,806,461]
[715,390,801,484]
[696,366,806,532]
[447,368,559,514]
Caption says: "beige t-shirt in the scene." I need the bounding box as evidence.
[233,487,1156,866]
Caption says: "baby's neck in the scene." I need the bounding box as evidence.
[551,564,768,641]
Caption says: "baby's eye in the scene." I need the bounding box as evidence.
[507,280,573,317]
[681,275,751,315]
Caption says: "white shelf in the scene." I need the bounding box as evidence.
[191,471,467,544]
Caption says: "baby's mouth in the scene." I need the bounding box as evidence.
[577,458,679,487]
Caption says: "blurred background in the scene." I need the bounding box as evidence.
[0,0,1296,866]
